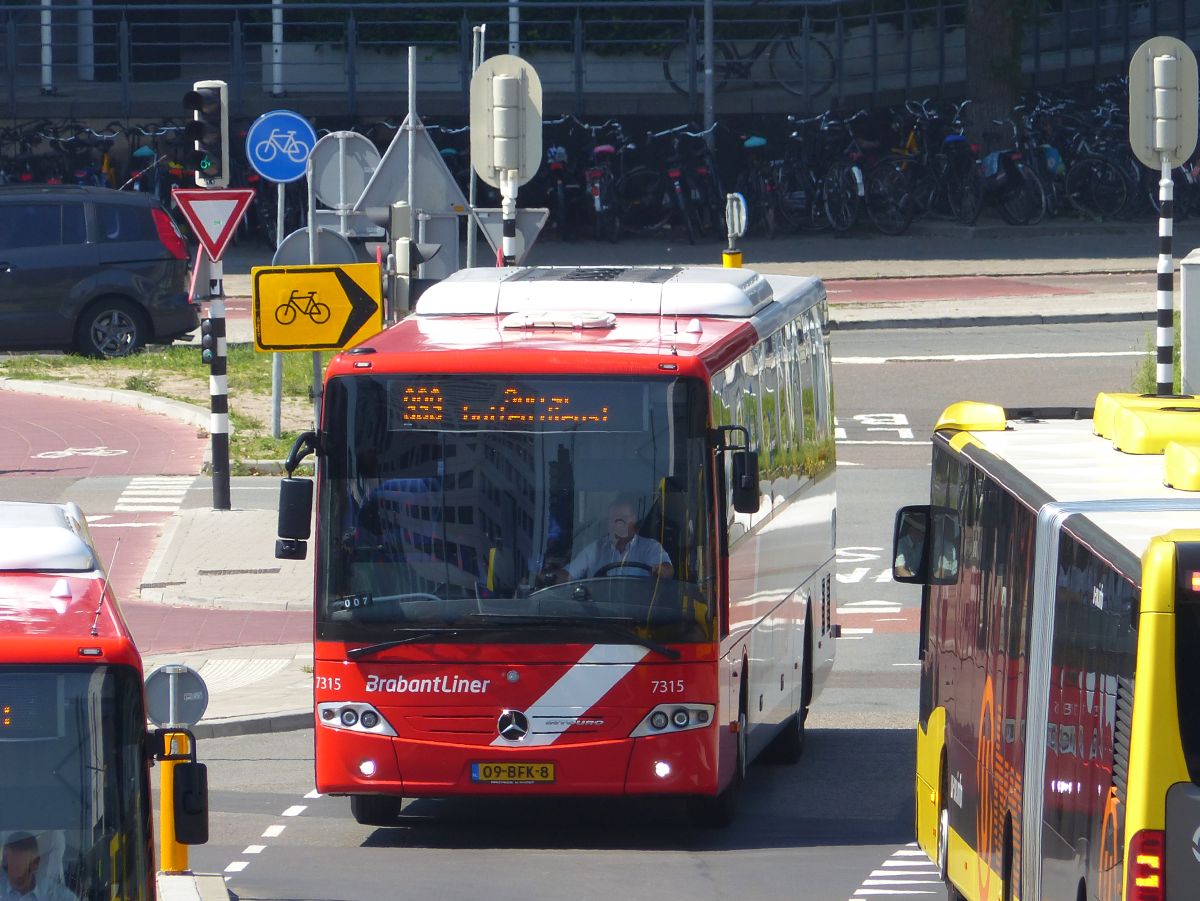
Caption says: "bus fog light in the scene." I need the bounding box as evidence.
[650,711,669,730]
[671,709,690,728]
[359,759,377,777]
[654,760,671,778]
[321,708,336,721]
[360,710,380,729]
[340,708,359,727]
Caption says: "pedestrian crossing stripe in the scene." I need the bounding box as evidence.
[115,476,194,513]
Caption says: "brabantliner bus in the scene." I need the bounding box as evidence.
[894,396,1200,901]
[276,265,838,827]
[0,500,206,900]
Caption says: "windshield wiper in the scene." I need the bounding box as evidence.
[347,627,473,660]
[465,613,681,660]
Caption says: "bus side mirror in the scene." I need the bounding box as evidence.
[892,505,931,583]
[276,477,313,560]
[172,761,209,845]
[731,449,760,514]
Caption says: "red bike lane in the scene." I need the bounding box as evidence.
[0,389,309,654]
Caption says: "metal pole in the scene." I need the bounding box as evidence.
[467,26,484,268]
[1158,152,1176,396]
[208,278,231,510]
[272,182,284,438]
[271,0,284,96]
[508,0,519,56]
[407,47,416,214]
[308,157,321,428]
[77,0,94,82]
[39,0,53,94]
[703,0,714,138]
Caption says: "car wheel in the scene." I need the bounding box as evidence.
[75,297,148,359]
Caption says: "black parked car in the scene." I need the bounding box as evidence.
[0,185,197,358]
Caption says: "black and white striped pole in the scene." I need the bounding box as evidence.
[1129,37,1198,397]
[469,54,541,266]
[202,298,231,510]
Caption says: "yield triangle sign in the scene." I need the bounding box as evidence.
[171,188,256,262]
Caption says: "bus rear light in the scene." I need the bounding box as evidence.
[317,702,396,737]
[631,704,715,738]
[1127,829,1165,901]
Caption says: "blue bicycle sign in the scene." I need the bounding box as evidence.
[246,110,317,183]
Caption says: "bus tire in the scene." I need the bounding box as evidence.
[688,686,747,828]
[939,762,966,901]
[350,793,403,827]
[769,613,812,764]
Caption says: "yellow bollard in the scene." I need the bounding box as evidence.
[159,731,190,873]
[722,249,743,268]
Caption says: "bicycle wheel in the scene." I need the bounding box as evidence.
[866,159,914,236]
[311,303,331,324]
[948,159,984,225]
[822,162,862,233]
[663,41,732,95]
[616,166,672,234]
[997,163,1046,226]
[767,35,836,97]
[1065,156,1127,220]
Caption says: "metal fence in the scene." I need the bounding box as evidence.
[1,0,1197,122]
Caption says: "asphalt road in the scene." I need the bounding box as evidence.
[152,320,1145,901]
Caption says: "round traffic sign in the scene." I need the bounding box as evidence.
[272,226,360,266]
[145,664,209,727]
[310,131,380,210]
[246,109,318,184]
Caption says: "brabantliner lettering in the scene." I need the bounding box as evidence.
[365,674,490,693]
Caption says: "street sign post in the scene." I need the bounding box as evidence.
[171,188,255,262]
[252,263,384,352]
[245,110,318,440]
[470,55,542,266]
[1129,36,1199,396]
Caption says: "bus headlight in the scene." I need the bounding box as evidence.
[317,702,396,736]
[631,704,715,738]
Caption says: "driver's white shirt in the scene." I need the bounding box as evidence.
[564,534,670,580]
[0,875,78,901]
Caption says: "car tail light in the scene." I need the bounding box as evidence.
[695,166,710,176]
[1126,829,1165,901]
[152,207,189,261]
[668,168,681,178]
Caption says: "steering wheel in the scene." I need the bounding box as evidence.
[594,561,655,577]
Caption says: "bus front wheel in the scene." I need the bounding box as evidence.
[351,793,403,827]
[687,710,746,828]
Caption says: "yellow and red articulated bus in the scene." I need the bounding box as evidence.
[276,265,838,827]
[894,397,1200,901]
[0,500,207,900]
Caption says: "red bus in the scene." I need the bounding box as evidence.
[0,500,206,899]
[277,265,838,827]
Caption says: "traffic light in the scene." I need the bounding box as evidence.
[183,80,229,188]
[200,318,214,365]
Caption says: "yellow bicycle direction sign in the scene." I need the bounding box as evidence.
[252,263,384,351]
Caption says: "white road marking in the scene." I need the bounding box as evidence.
[841,627,874,635]
[115,476,194,514]
[281,805,306,817]
[262,825,286,838]
[224,862,248,873]
[892,663,921,667]
[243,845,266,854]
[836,350,1144,365]
[304,789,322,799]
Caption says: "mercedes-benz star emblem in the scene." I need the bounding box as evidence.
[497,709,530,741]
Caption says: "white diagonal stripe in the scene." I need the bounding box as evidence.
[491,644,649,747]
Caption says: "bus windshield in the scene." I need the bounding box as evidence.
[0,664,152,900]
[317,374,716,645]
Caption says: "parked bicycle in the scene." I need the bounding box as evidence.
[663,26,835,98]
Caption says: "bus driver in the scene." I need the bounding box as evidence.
[548,496,673,583]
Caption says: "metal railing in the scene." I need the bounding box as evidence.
[0,0,1196,121]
